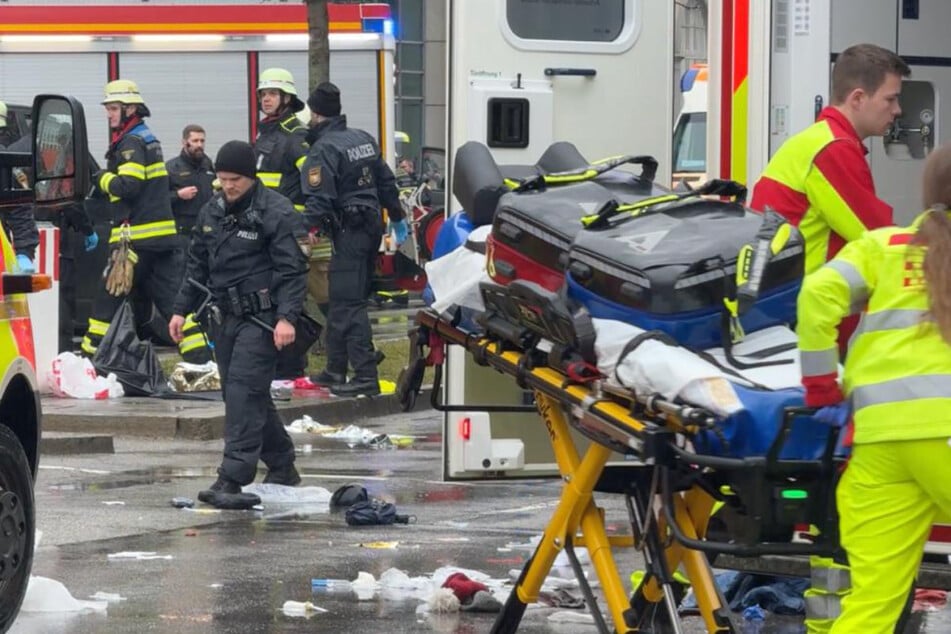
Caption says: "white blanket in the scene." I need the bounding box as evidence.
[593,320,805,417]
[424,225,491,315]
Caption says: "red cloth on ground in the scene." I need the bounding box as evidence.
[442,572,488,603]
[913,588,948,612]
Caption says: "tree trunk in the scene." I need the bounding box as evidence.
[305,0,330,91]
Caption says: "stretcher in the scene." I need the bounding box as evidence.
[397,286,846,633]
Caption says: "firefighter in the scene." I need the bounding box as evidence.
[750,45,911,631]
[82,79,210,363]
[170,140,307,502]
[253,67,313,379]
[166,124,215,241]
[300,82,407,397]
[797,141,951,634]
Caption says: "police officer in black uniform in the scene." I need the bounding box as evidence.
[166,124,215,240]
[301,82,408,398]
[170,140,307,504]
[254,68,313,380]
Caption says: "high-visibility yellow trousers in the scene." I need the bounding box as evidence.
[831,438,951,634]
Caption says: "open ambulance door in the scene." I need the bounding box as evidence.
[1,94,89,213]
[442,0,674,480]
[710,0,946,226]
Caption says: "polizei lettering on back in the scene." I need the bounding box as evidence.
[346,143,376,162]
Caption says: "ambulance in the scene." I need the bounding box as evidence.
[439,0,951,588]
[672,63,709,187]
[0,94,89,628]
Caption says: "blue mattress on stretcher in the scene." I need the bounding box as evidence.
[692,383,837,460]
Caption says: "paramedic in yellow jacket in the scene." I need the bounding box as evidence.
[797,141,951,634]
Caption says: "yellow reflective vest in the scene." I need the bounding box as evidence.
[797,210,951,444]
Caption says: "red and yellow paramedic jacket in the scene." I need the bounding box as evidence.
[751,107,893,275]
[797,210,951,444]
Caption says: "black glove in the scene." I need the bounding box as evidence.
[314,211,337,235]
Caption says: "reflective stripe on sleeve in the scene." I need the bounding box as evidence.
[145,162,168,179]
[109,220,178,243]
[257,172,281,188]
[800,347,839,378]
[117,162,146,179]
[825,259,869,314]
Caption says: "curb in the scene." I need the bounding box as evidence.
[40,433,115,455]
[43,388,433,441]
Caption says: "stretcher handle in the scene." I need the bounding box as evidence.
[659,465,838,557]
[513,154,658,193]
[581,178,747,229]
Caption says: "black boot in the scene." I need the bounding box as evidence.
[331,379,380,398]
[198,477,260,510]
[263,464,302,486]
[197,476,240,504]
[311,369,346,387]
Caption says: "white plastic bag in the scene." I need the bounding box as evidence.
[47,352,124,399]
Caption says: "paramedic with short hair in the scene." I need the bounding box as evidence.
[751,43,910,634]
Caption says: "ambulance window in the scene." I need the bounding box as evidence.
[672,112,707,173]
[505,0,626,43]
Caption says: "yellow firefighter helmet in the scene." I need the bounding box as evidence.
[257,68,305,113]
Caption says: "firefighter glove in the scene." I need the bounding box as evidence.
[104,237,137,297]
[15,254,34,274]
[389,219,409,246]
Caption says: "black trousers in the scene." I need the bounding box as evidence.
[213,312,295,485]
[325,219,381,382]
[82,246,210,362]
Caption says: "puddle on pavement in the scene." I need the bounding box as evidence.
[44,467,218,492]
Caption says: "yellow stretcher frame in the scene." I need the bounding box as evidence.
[411,308,841,633]
[415,310,737,633]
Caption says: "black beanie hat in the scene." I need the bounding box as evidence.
[215,140,257,179]
[307,82,342,117]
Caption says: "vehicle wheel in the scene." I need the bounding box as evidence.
[0,425,34,633]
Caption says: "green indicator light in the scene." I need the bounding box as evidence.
[781,489,808,500]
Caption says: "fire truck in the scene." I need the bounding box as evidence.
[0,2,397,163]
[0,2,397,336]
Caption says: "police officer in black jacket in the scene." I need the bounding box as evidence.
[301,82,408,398]
[170,141,308,504]
[166,124,215,239]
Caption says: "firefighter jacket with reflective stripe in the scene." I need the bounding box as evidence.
[254,113,309,211]
[300,115,403,233]
[98,123,178,251]
[797,210,951,444]
[751,108,893,275]
[173,183,308,326]
[166,151,215,234]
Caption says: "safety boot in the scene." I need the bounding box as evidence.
[263,464,302,487]
[331,379,380,398]
[310,369,346,387]
[197,476,240,504]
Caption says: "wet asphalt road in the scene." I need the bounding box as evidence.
[13,409,951,633]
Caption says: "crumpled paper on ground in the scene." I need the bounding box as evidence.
[285,415,339,434]
[168,361,219,392]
